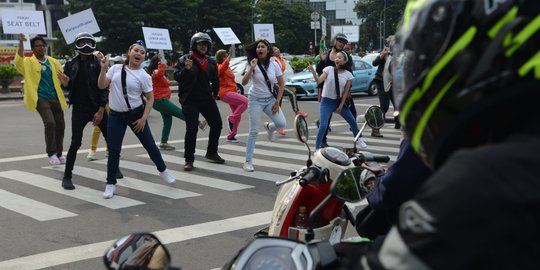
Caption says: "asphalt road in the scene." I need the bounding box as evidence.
[0,94,400,270]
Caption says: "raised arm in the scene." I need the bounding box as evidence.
[307,65,327,85]
[98,55,111,89]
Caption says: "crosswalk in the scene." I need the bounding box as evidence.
[0,122,401,222]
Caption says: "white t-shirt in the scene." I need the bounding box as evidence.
[107,64,153,112]
[247,60,283,98]
[321,66,353,99]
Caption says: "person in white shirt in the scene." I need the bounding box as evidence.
[241,39,286,172]
[308,51,364,149]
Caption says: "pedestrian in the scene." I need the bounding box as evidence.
[381,35,400,129]
[148,54,207,150]
[215,46,248,143]
[371,36,398,135]
[97,41,175,199]
[308,51,365,149]
[272,45,308,136]
[241,39,286,172]
[315,33,360,147]
[14,34,67,165]
[58,32,123,190]
[173,32,225,171]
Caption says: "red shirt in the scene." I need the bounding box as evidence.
[152,64,171,99]
[217,58,236,98]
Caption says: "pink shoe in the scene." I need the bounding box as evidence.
[48,155,61,165]
[296,111,309,118]
[57,155,66,164]
[277,128,286,136]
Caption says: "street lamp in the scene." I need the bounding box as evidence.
[378,1,391,51]
[251,0,260,41]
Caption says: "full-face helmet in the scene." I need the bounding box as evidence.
[393,0,540,168]
[74,32,96,55]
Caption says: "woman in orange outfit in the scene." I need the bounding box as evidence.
[215,46,248,143]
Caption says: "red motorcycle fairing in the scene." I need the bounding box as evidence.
[278,181,345,237]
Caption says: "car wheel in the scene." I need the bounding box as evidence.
[236,84,245,95]
[368,82,378,96]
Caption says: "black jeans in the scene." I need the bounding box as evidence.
[64,107,108,178]
[375,80,396,115]
[182,98,222,162]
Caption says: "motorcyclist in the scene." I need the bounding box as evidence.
[343,0,540,269]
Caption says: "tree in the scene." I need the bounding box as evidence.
[52,29,73,59]
[256,0,313,54]
[354,0,406,52]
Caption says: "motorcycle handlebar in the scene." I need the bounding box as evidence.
[299,166,325,187]
[359,151,390,163]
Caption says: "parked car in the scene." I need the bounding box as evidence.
[230,56,293,96]
[361,52,380,65]
[285,56,378,99]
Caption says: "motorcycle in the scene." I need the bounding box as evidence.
[103,166,373,270]
[262,105,389,243]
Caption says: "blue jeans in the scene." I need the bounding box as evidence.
[107,106,166,184]
[316,97,359,149]
[245,95,286,161]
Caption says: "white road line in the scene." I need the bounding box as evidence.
[175,149,301,171]
[143,153,289,183]
[0,211,272,270]
[44,166,201,199]
[94,160,253,191]
[219,144,308,160]
[0,170,144,209]
[326,135,401,146]
[0,189,77,221]
[279,137,399,155]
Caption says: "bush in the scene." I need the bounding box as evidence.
[0,64,19,81]
[290,56,314,71]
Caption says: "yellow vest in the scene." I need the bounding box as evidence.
[14,53,67,112]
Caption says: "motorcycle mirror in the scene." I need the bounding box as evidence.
[331,167,370,202]
[104,233,173,270]
[294,114,309,143]
[364,105,385,129]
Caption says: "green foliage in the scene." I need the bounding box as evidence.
[289,57,314,71]
[354,0,406,52]
[0,64,19,89]
[52,29,74,59]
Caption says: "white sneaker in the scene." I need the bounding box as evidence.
[87,150,97,161]
[243,161,254,172]
[159,169,176,184]
[198,119,208,131]
[103,184,116,199]
[356,139,368,149]
[264,122,275,142]
[48,155,61,165]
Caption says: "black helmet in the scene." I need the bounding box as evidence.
[393,0,540,168]
[190,32,212,54]
[74,32,96,55]
[332,33,348,45]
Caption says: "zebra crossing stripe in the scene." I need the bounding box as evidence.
[278,138,398,160]
[0,170,144,209]
[144,153,290,183]
[44,166,201,200]
[94,160,253,191]
[219,144,308,161]
[0,189,77,221]
[0,211,272,269]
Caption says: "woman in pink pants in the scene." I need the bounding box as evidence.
[216,47,248,143]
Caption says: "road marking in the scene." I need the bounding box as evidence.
[279,137,398,158]
[44,166,201,199]
[94,160,253,191]
[0,211,272,270]
[144,153,288,183]
[0,170,144,209]
[0,189,77,221]
[219,144,308,160]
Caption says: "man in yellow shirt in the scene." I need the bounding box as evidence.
[15,34,67,165]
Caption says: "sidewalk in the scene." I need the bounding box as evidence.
[0,85,179,101]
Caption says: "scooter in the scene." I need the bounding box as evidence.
[262,105,389,243]
[103,166,373,270]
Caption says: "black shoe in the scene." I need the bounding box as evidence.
[205,153,225,164]
[394,116,401,129]
[116,169,124,179]
[184,161,194,171]
[371,129,384,138]
[320,142,329,148]
[62,176,75,190]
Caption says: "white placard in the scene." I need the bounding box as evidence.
[331,25,360,43]
[57,8,100,44]
[213,27,241,45]
[142,27,172,50]
[1,9,46,35]
[321,16,327,36]
[253,24,275,43]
